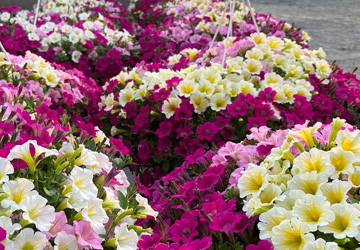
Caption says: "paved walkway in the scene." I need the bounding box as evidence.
[251,0,360,72]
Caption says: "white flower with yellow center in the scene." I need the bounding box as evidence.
[48,32,61,44]
[90,152,112,174]
[0,158,13,184]
[292,148,334,176]
[266,140,295,164]
[336,129,360,158]
[267,160,292,187]
[83,21,94,30]
[69,32,80,44]
[61,24,72,33]
[262,72,283,86]
[290,121,322,148]
[28,33,40,41]
[239,80,257,95]
[114,223,139,250]
[42,70,60,87]
[245,48,264,60]
[0,12,10,22]
[294,84,312,101]
[287,172,327,195]
[238,163,269,198]
[319,179,352,205]
[348,166,360,187]
[266,36,284,50]
[319,203,360,239]
[103,187,121,211]
[136,194,159,218]
[275,190,306,211]
[162,96,182,118]
[227,82,241,97]
[272,54,287,70]
[243,183,284,217]
[272,217,315,250]
[13,228,48,250]
[168,54,182,66]
[182,48,199,62]
[177,79,197,97]
[0,216,20,248]
[74,146,97,169]
[329,147,356,178]
[285,63,304,81]
[54,232,78,250]
[258,207,292,240]
[201,69,221,84]
[292,194,335,231]
[65,166,98,200]
[85,30,95,39]
[226,57,244,73]
[71,50,82,63]
[316,59,332,79]
[197,79,215,97]
[104,93,117,111]
[303,239,338,250]
[250,32,267,45]
[190,92,209,114]
[243,58,263,74]
[210,93,231,111]
[19,195,55,231]
[81,198,108,234]
[119,85,136,107]
[1,178,38,211]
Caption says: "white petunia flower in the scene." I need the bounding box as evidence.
[258,207,292,240]
[65,166,98,200]
[0,158,13,184]
[1,178,38,211]
[136,194,159,218]
[303,238,338,250]
[319,203,360,239]
[272,217,315,250]
[238,163,269,198]
[81,198,109,234]
[19,195,55,231]
[292,194,335,231]
[54,232,78,250]
[13,228,48,250]
[71,50,82,63]
[114,223,139,250]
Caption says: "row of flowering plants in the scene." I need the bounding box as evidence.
[99,32,360,180]
[0,52,158,249]
[130,0,310,65]
[137,118,360,249]
[0,1,136,84]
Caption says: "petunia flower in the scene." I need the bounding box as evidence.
[167,217,198,243]
[74,220,103,249]
[13,228,48,250]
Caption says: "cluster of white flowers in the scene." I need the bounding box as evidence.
[0,136,157,249]
[238,118,360,249]
[0,6,132,63]
[101,33,330,120]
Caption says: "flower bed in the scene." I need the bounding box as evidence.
[0,3,136,84]
[137,118,360,249]
[99,33,357,179]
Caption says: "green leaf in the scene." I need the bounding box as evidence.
[162,160,170,172]
[117,190,128,210]
[86,140,96,151]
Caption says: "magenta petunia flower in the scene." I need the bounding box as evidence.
[209,211,242,232]
[258,87,276,103]
[196,122,217,141]
[123,102,137,118]
[0,226,6,250]
[109,137,129,155]
[138,233,163,250]
[184,236,212,250]
[167,218,198,243]
[226,98,248,118]
[254,104,274,120]
[246,240,273,250]
[156,121,173,138]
